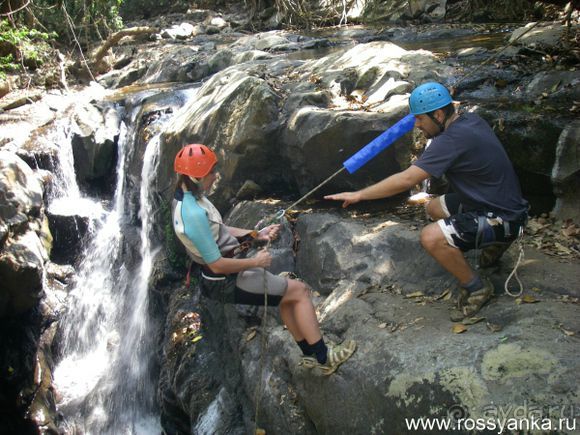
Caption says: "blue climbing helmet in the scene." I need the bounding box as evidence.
[409,82,452,115]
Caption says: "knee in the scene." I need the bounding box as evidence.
[424,201,436,220]
[420,224,443,252]
[283,279,309,303]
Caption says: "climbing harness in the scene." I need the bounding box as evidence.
[473,216,526,298]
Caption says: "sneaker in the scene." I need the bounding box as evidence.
[299,339,357,376]
[449,278,494,321]
[449,288,470,322]
[479,243,511,268]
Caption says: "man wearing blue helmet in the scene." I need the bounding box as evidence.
[326,82,528,320]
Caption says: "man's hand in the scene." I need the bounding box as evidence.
[324,191,362,208]
[256,224,280,242]
[253,249,273,268]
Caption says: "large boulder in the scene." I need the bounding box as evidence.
[551,120,580,221]
[161,69,282,211]
[509,23,579,49]
[0,151,43,243]
[282,106,412,195]
[295,212,451,296]
[158,204,580,434]
[0,230,47,316]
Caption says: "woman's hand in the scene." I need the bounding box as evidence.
[256,224,281,242]
[253,249,273,268]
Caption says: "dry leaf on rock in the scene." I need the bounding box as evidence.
[486,322,503,332]
[406,291,424,298]
[452,324,468,334]
[462,317,485,325]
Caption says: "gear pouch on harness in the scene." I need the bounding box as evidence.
[200,271,237,304]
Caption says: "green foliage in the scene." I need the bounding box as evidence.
[29,0,124,45]
[160,200,187,272]
[0,20,56,73]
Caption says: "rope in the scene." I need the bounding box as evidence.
[253,241,271,435]
[504,233,525,298]
[282,166,346,216]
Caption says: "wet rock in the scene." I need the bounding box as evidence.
[509,22,578,49]
[46,208,90,265]
[0,230,47,316]
[0,151,43,237]
[551,120,580,220]
[70,104,120,189]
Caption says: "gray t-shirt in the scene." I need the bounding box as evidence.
[414,113,528,221]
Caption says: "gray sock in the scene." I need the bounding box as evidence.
[463,275,483,293]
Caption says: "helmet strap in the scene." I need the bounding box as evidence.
[427,110,448,133]
[188,176,201,185]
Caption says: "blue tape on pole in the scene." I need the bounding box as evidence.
[343,113,415,174]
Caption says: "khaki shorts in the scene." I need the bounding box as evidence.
[201,267,287,306]
[435,194,526,252]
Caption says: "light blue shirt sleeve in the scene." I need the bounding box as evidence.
[180,192,222,264]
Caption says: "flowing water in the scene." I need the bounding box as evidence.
[51,86,198,434]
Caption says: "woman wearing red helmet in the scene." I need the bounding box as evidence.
[172,144,356,375]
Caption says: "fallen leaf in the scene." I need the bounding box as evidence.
[486,322,503,332]
[452,324,468,334]
[378,322,387,329]
[531,287,542,292]
[435,288,451,301]
[522,295,540,303]
[559,324,575,336]
[246,328,257,342]
[406,291,424,298]
[191,335,203,344]
[462,317,485,325]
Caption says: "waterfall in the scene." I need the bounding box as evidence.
[49,84,198,432]
[52,114,164,433]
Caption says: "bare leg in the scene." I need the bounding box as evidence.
[279,280,322,344]
[420,222,475,285]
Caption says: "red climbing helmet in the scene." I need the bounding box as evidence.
[174,144,218,178]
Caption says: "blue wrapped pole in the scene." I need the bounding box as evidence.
[343,113,415,174]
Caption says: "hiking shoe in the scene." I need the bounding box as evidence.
[449,288,470,322]
[450,278,494,321]
[299,339,357,376]
[479,243,511,268]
